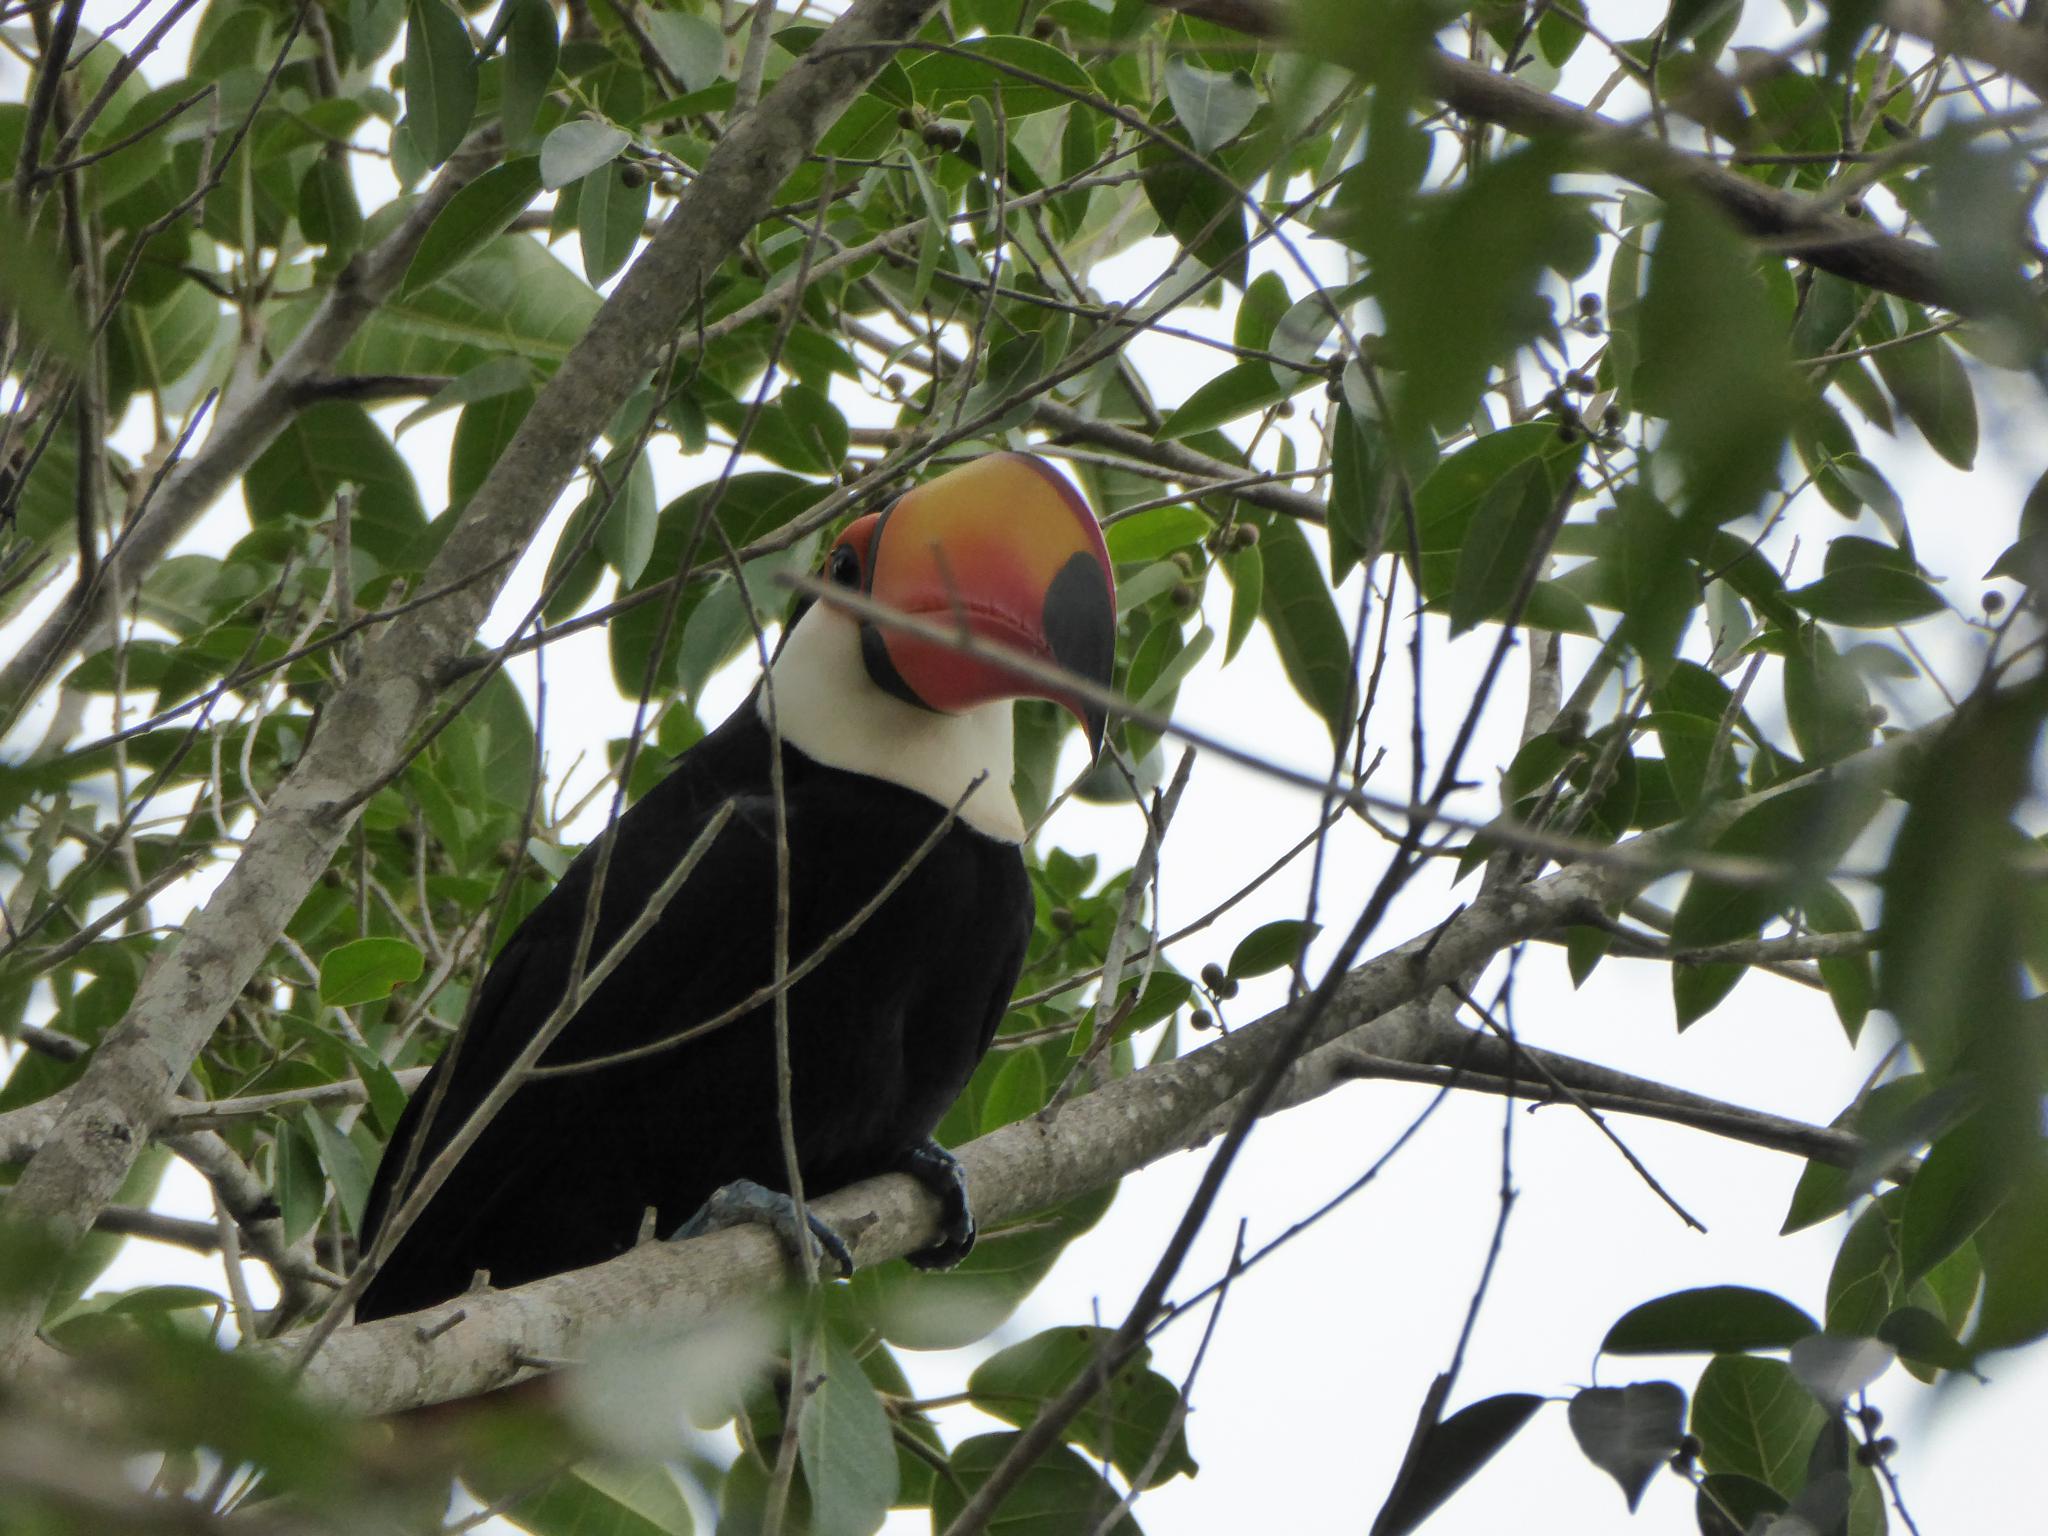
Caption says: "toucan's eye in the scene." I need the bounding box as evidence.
[827,543,860,588]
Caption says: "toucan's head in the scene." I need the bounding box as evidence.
[822,452,1117,754]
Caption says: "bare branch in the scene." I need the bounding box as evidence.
[0,0,950,1372]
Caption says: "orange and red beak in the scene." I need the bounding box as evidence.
[839,453,1116,754]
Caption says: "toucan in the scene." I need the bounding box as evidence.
[354,453,1117,1322]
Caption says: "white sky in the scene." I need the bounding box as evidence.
[6,3,2047,1533]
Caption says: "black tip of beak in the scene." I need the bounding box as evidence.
[1044,552,1116,759]
[1082,704,1108,762]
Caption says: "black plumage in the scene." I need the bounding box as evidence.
[354,697,1031,1322]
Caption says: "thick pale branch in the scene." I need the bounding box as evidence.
[0,0,945,1371]
[1419,51,1961,310]
[260,781,1880,1413]
[1152,0,1980,313]
[0,132,502,726]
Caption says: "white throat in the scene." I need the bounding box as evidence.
[761,603,1027,844]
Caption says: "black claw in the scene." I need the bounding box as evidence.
[897,1138,975,1270]
[667,1179,855,1278]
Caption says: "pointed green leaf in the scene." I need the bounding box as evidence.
[500,0,559,148]
[1689,1355,1824,1497]
[1258,515,1353,746]
[1105,505,1212,564]
[401,156,543,296]
[1601,1286,1818,1356]
[318,936,424,1007]
[1568,1381,1686,1512]
[1226,919,1321,980]
[798,1331,898,1536]
[1369,1393,1544,1536]
[1448,459,1552,635]
[1222,541,1261,663]
[541,119,631,189]
[1163,59,1259,155]
[578,160,650,285]
[404,0,478,165]
[1157,362,1298,441]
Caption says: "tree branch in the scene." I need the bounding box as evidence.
[1148,0,1977,312]
[255,750,1896,1414]
[0,0,947,1372]
[0,130,503,728]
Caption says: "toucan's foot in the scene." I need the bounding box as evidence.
[897,1138,975,1270]
[668,1179,855,1278]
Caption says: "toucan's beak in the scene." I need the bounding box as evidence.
[859,452,1116,756]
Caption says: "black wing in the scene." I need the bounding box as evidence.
[355,724,1029,1320]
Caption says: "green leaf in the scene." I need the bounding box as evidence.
[848,1184,1112,1351]
[1783,622,1872,766]
[642,10,723,93]
[1669,787,1815,950]
[1157,361,1298,440]
[1221,541,1261,664]
[0,203,85,363]
[403,0,478,166]
[245,402,426,567]
[746,384,849,475]
[1410,424,1573,602]
[1878,1305,1977,1376]
[980,1048,1046,1132]
[541,119,631,189]
[1601,1286,1818,1356]
[931,1434,1139,1535]
[1448,459,1552,635]
[1697,1473,1788,1536]
[340,229,599,373]
[1828,1192,1905,1336]
[1267,290,1339,384]
[1612,487,1694,682]
[1870,306,1977,469]
[1782,1076,1927,1235]
[1105,505,1212,564]
[1787,1333,1894,1405]
[594,452,658,587]
[907,36,1099,116]
[500,0,559,148]
[1879,682,2047,1077]
[1163,59,1259,155]
[396,354,535,437]
[798,1331,898,1536]
[1226,919,1320,980]
[297,156,362,257]
[968,1327,1196,1489]
[1326,403,1384,581]
[1690,1355,1825,1497]
[1972,1161,2048,1354]
[1257,515,1353,747]
[450,382,536,508]
[578,160,650,285]
[1901,1112,2011,1287]
[1635,194,1801,524]
[1370,145,1589,447]
[1235,271,1289,352]
[485,1462,695,1536]
[318,936,424,1007]
[1789,565,1945,626]
[275,1117,324,1247]
[1369,1394,1544,1536]
[401,156,542,296]
[1673,959,1744,1030]
[1667,0,1741,44]
[1567,1382,1686,1512]
[300,1109,370,1235]
[1142,147,1250,288]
